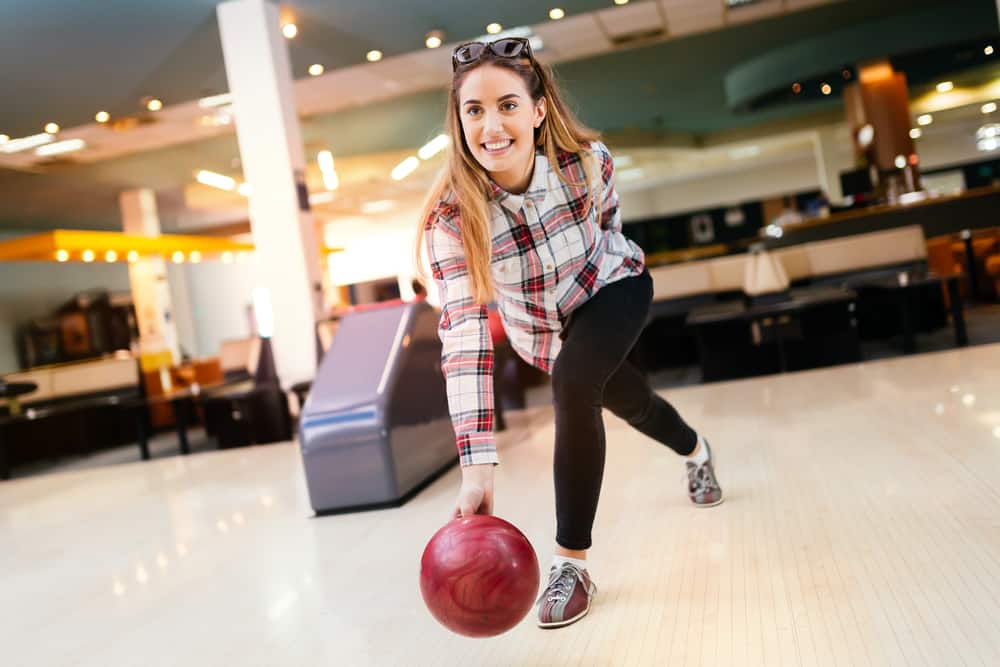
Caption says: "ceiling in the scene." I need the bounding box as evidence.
[0,0,997,233]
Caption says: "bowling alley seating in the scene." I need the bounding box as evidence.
[219,336,261,381]
[925,235,967,308]
[987,254,1000,297]
[952,228,1000,300]
[0,355,141,470]
[639,225,940,371]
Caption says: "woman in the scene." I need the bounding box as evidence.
[416,37,723,629]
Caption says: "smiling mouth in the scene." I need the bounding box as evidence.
[482,139,513,155]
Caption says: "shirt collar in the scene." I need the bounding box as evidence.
[489,151,549,213]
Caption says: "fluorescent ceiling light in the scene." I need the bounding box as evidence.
[729,145,761,160]
[318,150,335,172]
[309,191,336,205]
[318,150,338,190]
[361,199,396,214]
[418,134,449,160]
[391,156,420,181]
[618,167,645,182]
[196,170,237,191]
[35,138,86,157]
[199,93,233,109]
[1,133,53,154]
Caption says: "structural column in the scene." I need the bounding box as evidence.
[217,0,326,386]
[120,188,181,367]
[842,60,921,201]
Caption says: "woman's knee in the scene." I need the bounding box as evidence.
[551,358,605,406]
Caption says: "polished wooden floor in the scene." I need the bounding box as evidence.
[3,344,1000,666]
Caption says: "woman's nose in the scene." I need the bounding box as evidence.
[483,111,503,134]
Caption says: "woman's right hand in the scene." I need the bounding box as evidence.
[454,463,495,518]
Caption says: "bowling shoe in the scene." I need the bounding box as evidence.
[687,439,724,507]
[536,562,596,629]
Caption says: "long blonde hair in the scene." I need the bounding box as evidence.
[415,49,601,304]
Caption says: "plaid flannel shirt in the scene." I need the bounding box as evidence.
[425,141,644,466]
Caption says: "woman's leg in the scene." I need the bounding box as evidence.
[550,271,653,551]
[602,358,697,456]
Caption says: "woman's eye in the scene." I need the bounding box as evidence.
[501,102,517,111]
[466,107,481,117]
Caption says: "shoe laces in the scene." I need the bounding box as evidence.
[537,563,588,605]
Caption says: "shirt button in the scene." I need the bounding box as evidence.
[545,263,553,271]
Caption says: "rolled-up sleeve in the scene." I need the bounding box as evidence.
[425,207,499,466]
[592,141,622,233]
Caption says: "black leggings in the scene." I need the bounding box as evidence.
[551,269,697,550]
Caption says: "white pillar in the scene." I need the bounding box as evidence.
[120,189,181,365]
[217,0,325,386]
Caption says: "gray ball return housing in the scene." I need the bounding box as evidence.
[299,301,457,514]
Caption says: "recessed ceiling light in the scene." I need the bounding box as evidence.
[146,98,163,112]
[95,111,110,123]
[425,30,444,49]
[549,8,565,19]
[614,0,629,5]
[282,23,298,39]
[221,251,234,264]
[917,114,933,126]
[936,81,954,93]
[171,251,185,264]
[367,50,383,62]
[127,250,139,263]
[791,82,801,94]
[986,45,995,56]
[486,23,502,34]
[820,83,832,95]
[82,249,95,263]
[44,122,60,134]
[909,128,922,139]
[189,251,202,264]
[842,69,852,80]
[894,155,906,169]
[56,249,69,262]
[308,63,324,76]
[982,102,997,114]
[105,250,118,263]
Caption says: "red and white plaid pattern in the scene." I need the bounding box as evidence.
[425,141,644,466]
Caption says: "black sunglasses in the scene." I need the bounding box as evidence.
[452,37,533,71]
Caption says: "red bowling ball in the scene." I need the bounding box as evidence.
[420,514,540,637]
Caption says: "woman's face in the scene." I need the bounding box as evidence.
[457,64,546,190]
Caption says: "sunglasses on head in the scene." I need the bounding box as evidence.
[452,37,533,71]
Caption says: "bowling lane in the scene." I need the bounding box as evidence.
[2,343,1000,665]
